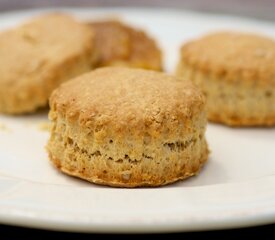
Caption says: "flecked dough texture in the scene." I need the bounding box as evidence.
[47,67,209,187]
[0,13,95,114]
[177,32,275,126]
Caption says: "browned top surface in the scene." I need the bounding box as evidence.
[89,20,162,70]
[0,13,94,86]
[50,67,205,133]
[181,31,275,83]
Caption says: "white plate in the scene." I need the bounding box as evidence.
[0,7,275,233]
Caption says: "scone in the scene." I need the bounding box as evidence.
[47,67,208,187]
[89,20,162,70]
[0,13,95,114]
[176,32,275,126]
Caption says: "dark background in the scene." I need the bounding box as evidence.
[0,0,274,238]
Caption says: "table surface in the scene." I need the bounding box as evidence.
[0,0,274,237]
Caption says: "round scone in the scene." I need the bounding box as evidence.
[0,13,95,114]
[89,20,162,71]
[176,32,275,126]
[47,67,209,187]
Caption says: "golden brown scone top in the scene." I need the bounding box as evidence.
[50,67,204,134]
[181,32,275,84]
[0,13,94,86]
[89,20,162,71]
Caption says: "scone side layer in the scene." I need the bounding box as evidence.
[47,109,209,187]
[176,60,275,126]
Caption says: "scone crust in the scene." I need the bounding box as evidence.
[181,32,275,86]
[89,20,162,71]
[50,67,205,133]
[47,67,209,187]
[0,13,96,114]
[177,32,275,126]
